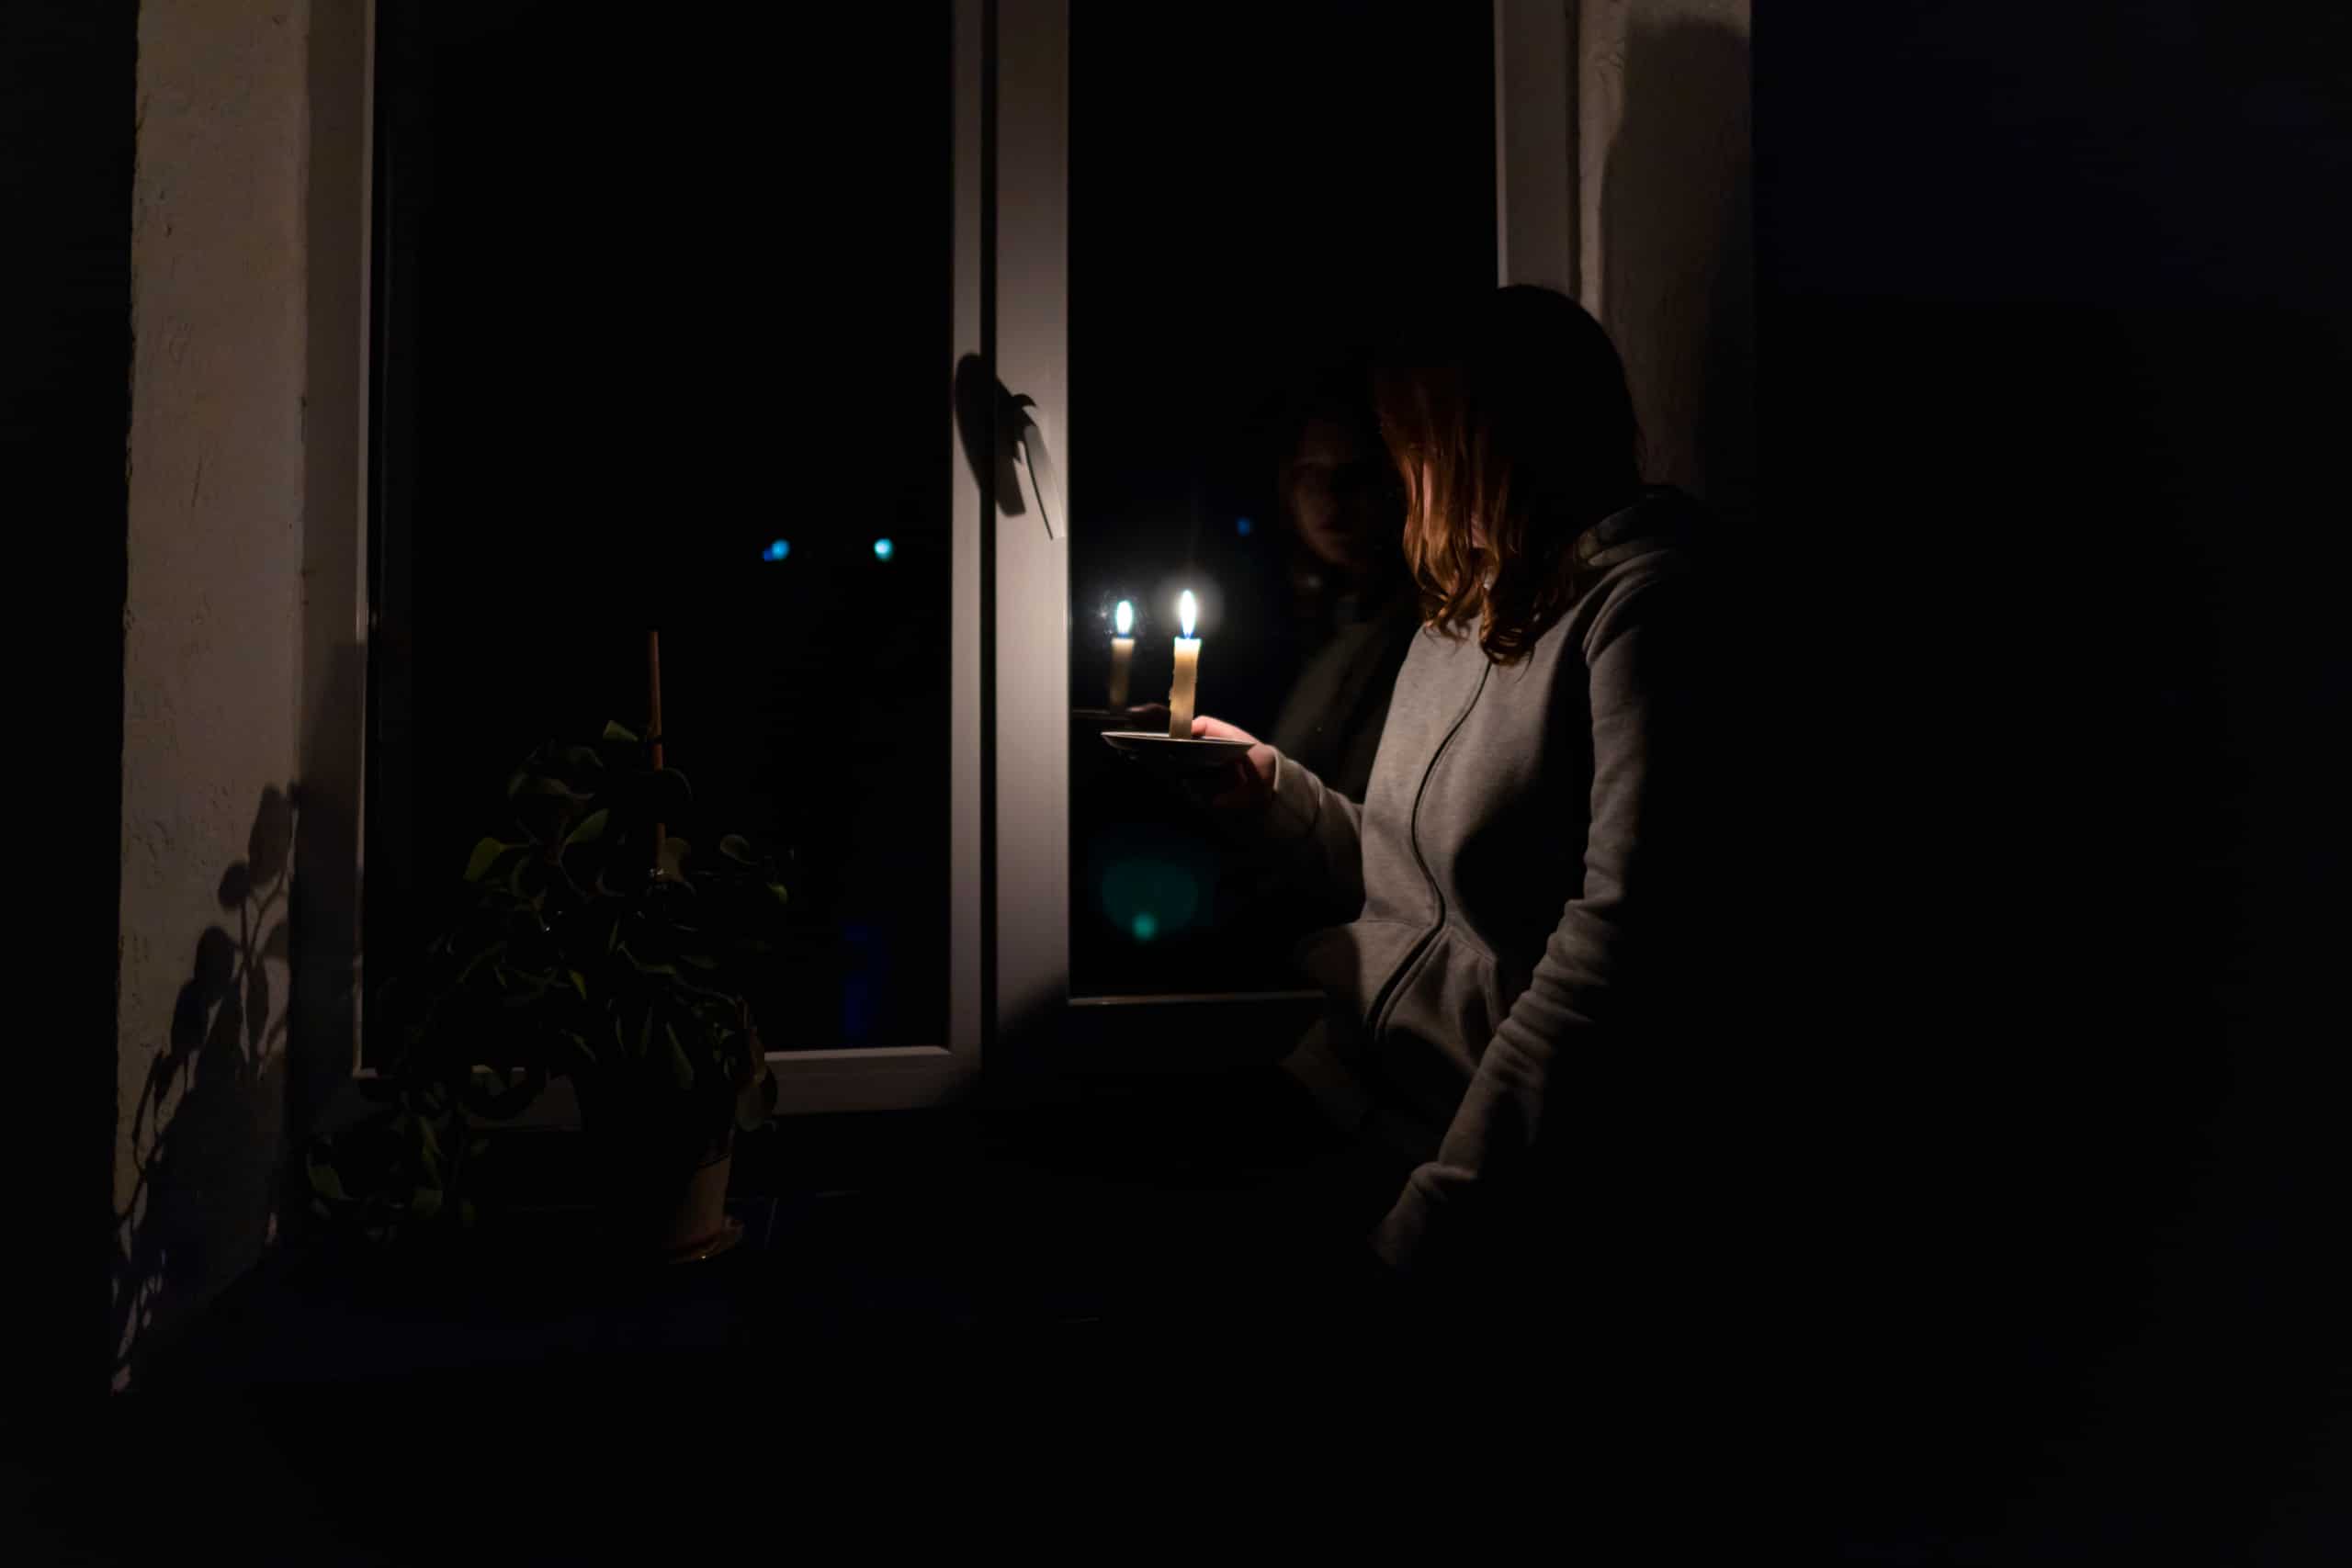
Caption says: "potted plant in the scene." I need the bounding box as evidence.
[309,718,791,1259]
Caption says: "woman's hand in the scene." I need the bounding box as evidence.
[1188,716,1277,815]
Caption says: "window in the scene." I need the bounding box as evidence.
[366,2,976,1105]
[356,2,1528,1104]
[1065,1,1496,999]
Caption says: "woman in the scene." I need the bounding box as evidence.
[1193,287,1742,1316]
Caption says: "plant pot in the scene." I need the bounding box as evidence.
[639,1145,737,1260]
[582,1117,741,1262]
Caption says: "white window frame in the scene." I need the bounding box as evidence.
[328,1,1560,1118]
[334,2,995,1118]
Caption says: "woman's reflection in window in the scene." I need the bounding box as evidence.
[1265,367,1420,805]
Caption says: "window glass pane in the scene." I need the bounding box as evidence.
[1069,2,1494,996]
[368,3,951,1058]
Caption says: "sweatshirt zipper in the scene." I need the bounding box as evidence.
[1362,661,1492,1045]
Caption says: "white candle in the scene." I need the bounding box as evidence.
[1107,599,1135,709]
[1167,590,1200,739]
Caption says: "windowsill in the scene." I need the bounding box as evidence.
[162,1053,1345,1401]
[316,987,1327,1215]
[330,988,1325,1132]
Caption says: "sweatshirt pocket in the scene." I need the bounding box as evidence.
[1293,918,1422,1043]
[1370,928,1505,1132]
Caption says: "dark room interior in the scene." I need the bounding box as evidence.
[8,2,2347,1561]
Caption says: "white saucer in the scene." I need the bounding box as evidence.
[1099,731,1254,773]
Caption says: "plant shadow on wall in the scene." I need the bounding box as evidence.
[111,786,298,1389]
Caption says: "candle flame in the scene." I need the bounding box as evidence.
[1114,599,1134,636]
[1178,590,1197,638]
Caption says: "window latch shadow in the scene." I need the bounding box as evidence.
[955,353,1063,540]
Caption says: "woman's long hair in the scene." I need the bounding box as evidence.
[1374,286,1641,663]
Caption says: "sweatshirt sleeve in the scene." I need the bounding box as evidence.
[1370,565,1725,1281]
[1260,745,1368,919]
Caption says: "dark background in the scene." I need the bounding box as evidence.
[4,0,133,1450]
[1752,3,2350,1554]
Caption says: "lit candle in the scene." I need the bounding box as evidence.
[1166,590,1200,739]
[1107,600,1136,709]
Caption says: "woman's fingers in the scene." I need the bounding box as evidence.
[1176,715,1276,813]
[1190,715,1256,744]
[1194,716,1277,795]
[1197,759,1252,811]
[1174,756,1250,812]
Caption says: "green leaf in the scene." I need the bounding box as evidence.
[603,720,639,743]
[569,969,589,1000]
[309,1161,350,1203]
[465,838,514,883]
[663,1023,695,1092]
[767,883,789,907]
[718,834,754,863]
[410,1186,443,1221]
[566,808,611,847]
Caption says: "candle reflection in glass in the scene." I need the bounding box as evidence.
[1107,599,1135,709]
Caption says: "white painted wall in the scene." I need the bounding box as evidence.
[1577,0,1753,519]
[112,0,366,1390]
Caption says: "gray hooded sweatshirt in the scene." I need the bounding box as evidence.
[1260,489,1736,1283]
